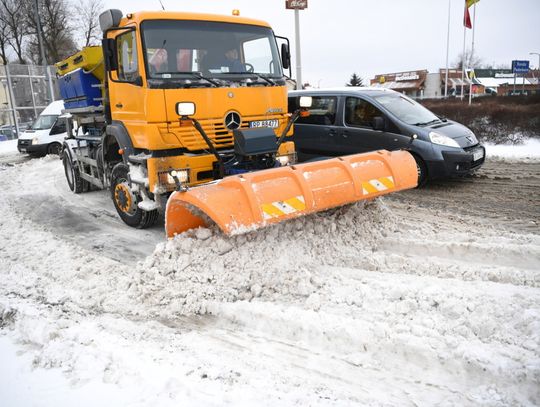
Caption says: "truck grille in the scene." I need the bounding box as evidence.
[160,114,287,151]
[18,139,31,147]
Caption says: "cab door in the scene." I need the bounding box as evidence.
[107,28,146,133]
[338,97,410,153]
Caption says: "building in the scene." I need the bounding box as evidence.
[370,70,428,98]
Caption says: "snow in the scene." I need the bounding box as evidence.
[0,139,17,156]
[485,137,540,160]
[0,144,539,405]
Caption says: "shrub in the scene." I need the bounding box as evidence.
[420,95,540,144]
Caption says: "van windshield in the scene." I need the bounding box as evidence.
[141,20,283,81]
[373,94,440,126]
[31,115,58,130]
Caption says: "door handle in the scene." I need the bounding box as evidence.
[328,129,337,137]
[115,103,123,108]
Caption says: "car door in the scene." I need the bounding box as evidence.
[339,97,410,154]
[290,95,340,156]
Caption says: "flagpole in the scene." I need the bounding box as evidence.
[468,4,476,105]
[445,0,451,98]
[461,21,466,101]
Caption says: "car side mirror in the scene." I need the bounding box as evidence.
[281,43,290,70]
[372,116,385,131]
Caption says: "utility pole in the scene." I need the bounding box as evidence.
[286,0,308,90]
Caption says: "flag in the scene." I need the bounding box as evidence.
[464,0,479,29]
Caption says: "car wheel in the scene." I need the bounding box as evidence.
[110,163,159,229]
[63,152,85,193]
[412,155,428,187]
[47,143,62,155]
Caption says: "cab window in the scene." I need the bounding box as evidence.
[289,96,337,125]
[345,97,383,128]
[117,30,139,82]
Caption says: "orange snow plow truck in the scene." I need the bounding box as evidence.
[56,9,417,238]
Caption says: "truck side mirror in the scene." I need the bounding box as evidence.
[372,116,385,131]
[281,43,290,70]
[102,38,118,71]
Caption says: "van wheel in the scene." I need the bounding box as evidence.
[47,143,62,156]
[413,155,428,187]
[63,153,85,193]
[110,163,159,229]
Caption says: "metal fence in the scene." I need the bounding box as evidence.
[0,64,60,138]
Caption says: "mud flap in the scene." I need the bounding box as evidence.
[165,150,417,238]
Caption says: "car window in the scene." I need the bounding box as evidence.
[117,30,139,82]
[50,118,67,135]
[345,97,383,128]
[290,96,337,125]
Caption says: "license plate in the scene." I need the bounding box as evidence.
[473,149,484,161]
[20,148,26,153]
[249,119,279,129]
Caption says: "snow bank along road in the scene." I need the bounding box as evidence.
[0,155,539,406]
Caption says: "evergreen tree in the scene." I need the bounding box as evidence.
[346,73,364,87]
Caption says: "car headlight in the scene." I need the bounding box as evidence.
[159,169,190,186]
[429,132,460,148]
[31,137,39,145]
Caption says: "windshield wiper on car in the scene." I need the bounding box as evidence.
[413,118,441,126]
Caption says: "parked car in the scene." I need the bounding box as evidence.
[17,100,67,157]
[289,88,485,185]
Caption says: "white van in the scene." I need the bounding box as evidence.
[17,100,68,156]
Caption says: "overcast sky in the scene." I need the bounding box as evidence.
[110,0,540,86]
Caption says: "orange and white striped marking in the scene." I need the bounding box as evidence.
[261,195,306,220]
[362,176,395,195]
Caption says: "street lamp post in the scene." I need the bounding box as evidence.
[530,52,540,94]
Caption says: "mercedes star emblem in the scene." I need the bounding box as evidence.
[224,112,241,130]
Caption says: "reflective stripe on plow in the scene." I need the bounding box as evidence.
[261,195,306,220]
[362,176,395,195]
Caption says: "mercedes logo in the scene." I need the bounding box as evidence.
[224,112,241,130]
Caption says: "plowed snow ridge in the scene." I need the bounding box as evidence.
[0,156,539,406]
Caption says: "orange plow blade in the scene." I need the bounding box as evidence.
[165,149,417,238]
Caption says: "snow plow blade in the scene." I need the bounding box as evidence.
[165,150,417,237]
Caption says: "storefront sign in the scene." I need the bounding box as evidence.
[395,72,420,82]
[286,0,308,9]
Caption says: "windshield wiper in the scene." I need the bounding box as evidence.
[220,72,277,86]
[154,71,220,87]
[413,118,441,126]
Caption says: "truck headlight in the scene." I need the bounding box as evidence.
[159,169,190,186]
[32,137,39,145]
[277,152,297,166]
[429,132,460,148]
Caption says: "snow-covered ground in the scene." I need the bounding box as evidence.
[1,142,539,405]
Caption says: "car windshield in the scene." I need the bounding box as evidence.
[373,94,440,125]
[141,20,283,81]
[31,115,58,130]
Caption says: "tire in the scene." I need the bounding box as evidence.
[63,152,86,193]
[47,143,62,156]
[110,163,158,229]
[412,154,428,187]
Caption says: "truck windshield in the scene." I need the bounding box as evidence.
[373,94,440,126]
[31,115,58,130]
[141,20,283,80]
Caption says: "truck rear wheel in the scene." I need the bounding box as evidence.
[110,163,158,229]
[63,153,85,193]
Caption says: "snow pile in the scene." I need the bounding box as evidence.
[0,139,17,156]
[485,137,540,160]
[129,200,395,316]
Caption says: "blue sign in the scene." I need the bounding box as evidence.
[512,60,529,74]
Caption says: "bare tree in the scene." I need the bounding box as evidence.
[75,0,104,47]
[24,0,78,64]
[453,49,482,70]
[0,13,11,64]
[0,0,28,63]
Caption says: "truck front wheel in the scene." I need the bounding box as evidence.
[110,163,158,229]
